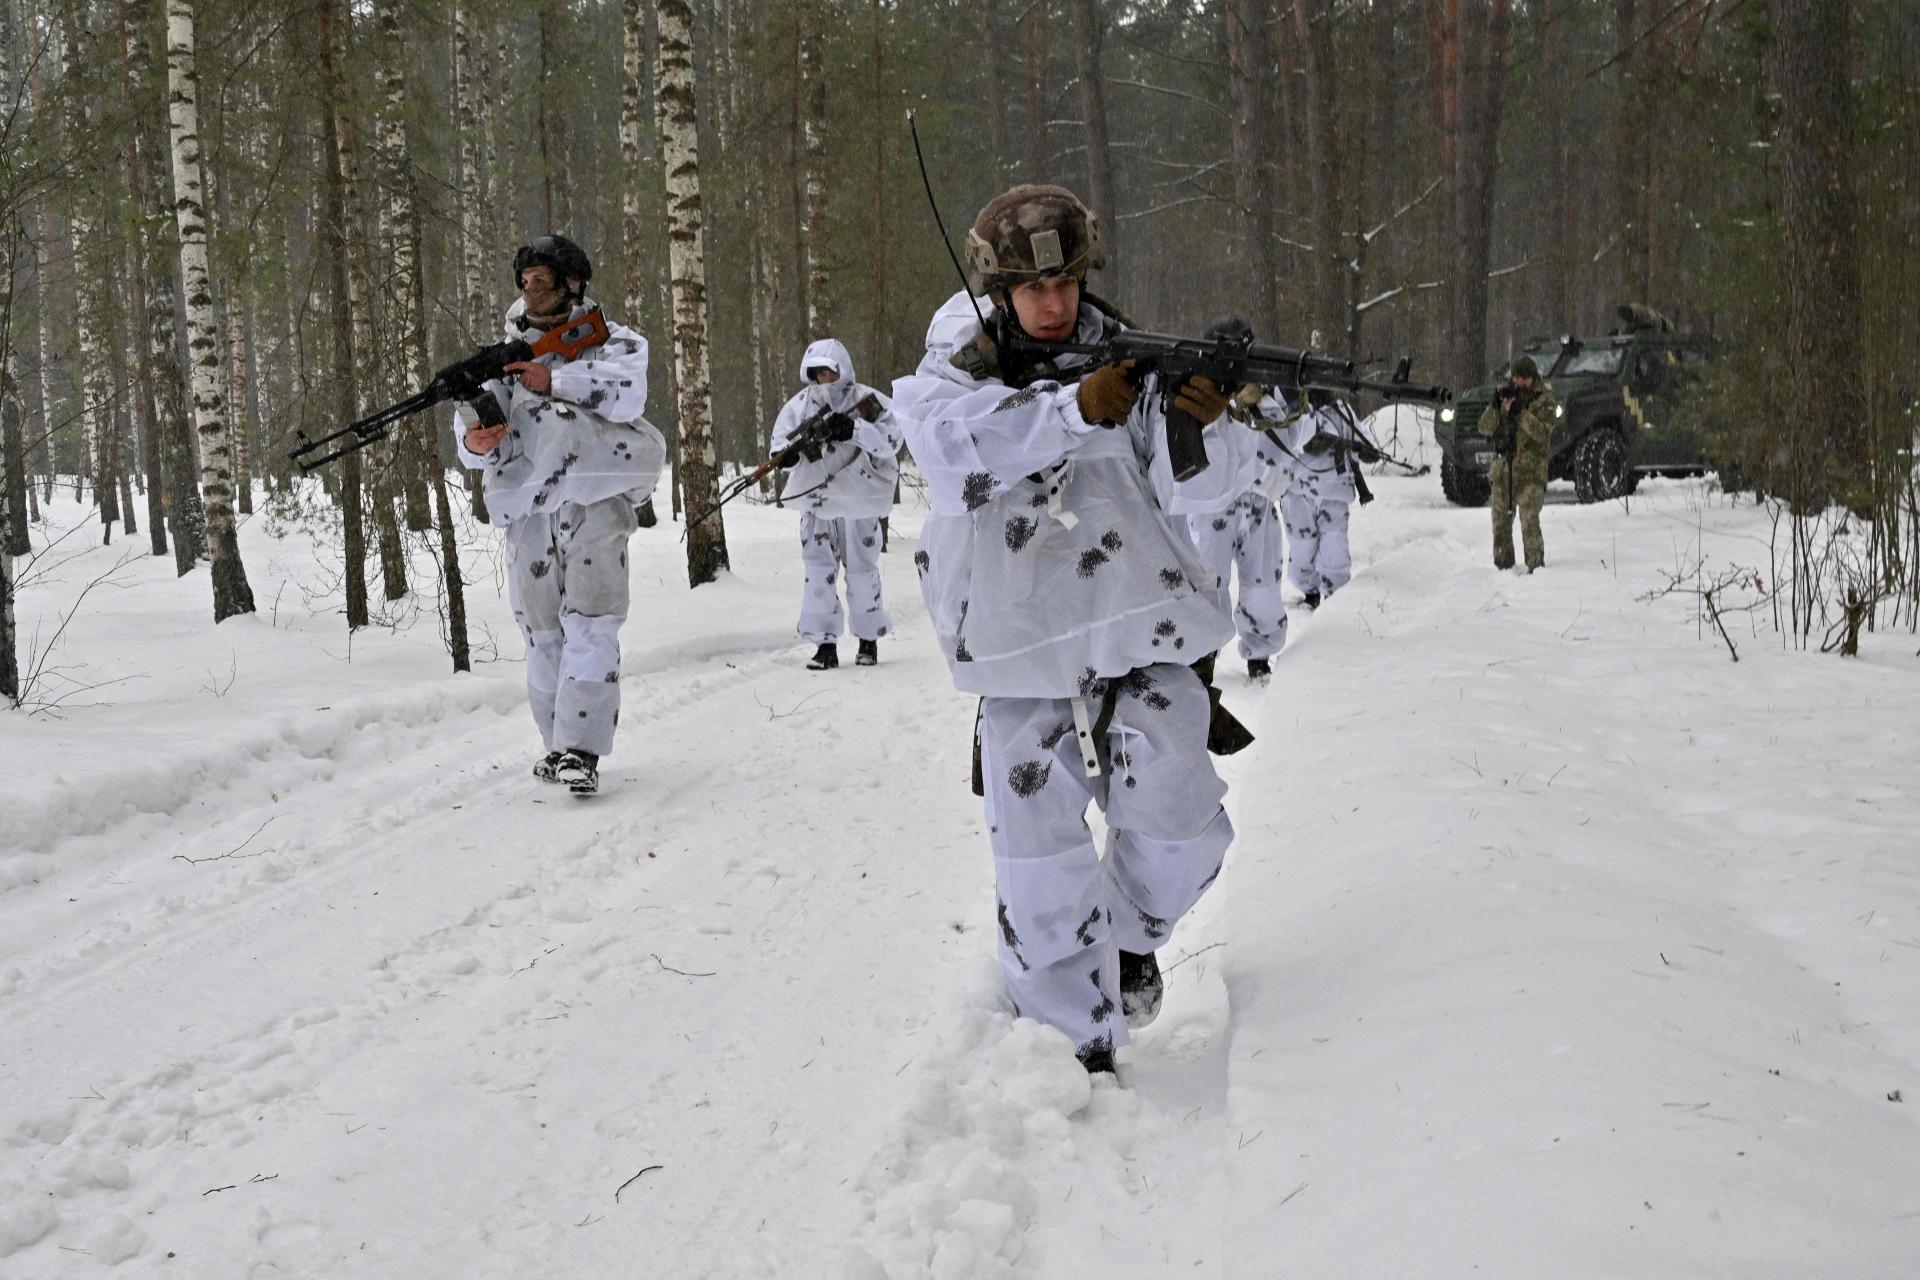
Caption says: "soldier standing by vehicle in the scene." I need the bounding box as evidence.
[892,184,1238,1076]
[766,338,903,670]
[1478,354,1557,572]
[455,235,664,795]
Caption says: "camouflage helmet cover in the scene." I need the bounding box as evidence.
[965,184,1105,294]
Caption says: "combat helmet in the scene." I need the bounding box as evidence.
[965,185,1104,295]
[512,234,594,292]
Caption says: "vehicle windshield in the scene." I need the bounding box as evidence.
[1556,345,1627,377]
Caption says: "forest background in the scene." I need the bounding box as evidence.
[0,0,1915,686]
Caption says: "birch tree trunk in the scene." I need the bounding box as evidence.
[113,0,169,558]
[372,0,433,533]
[125,0,205,572]
[0,372,15,701]
[657,0,728,585]
[621,0,648,325]
[225,297,253,515]
[799,7,829,338]
[164,0,256,620]
[58,6,117,536]
[453,1,490,523]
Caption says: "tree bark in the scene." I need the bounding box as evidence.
[59,4,117,536]
[454,1,490,522]
[317,0,368,629]
[1291,0,1342,350]
[373,0,468,669]
[164,0,256,620]
[982,0,1009,180]
[1226,0,1277,338]
[1022,2,1048,182]
[1770,0,1866,500]
[1443,0,1510,391]
[657,0,728,585]
[1066,0,1118,271]
[799,6,829,338]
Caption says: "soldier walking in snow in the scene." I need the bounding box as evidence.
[1180,322,1296,682]
[455,235,664,795]
[1478,354,1557,573]
[766,339,903,670]
[893,184,1238,1076]
[1280,388,1375,609]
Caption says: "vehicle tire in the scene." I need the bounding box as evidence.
[1572,429,1631,504]
[1441,457,1490,507]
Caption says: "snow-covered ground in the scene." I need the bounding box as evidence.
[3,471,1916,1277]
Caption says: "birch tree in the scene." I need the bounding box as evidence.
[164,0,255,621]
[373,0,469,670]
[317,0,367,628]
[657,0,728,585]
[799,7,828,338]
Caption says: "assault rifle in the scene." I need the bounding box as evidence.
[288,309,612,473]
[681,394,878,538]
[1000,319,1450,482]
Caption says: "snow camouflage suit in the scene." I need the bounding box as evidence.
[456,297,665,759]
[1280,400,1369,602]
[1477,382,1558,571]
[768,338,903,645]
[1183,392,1293,662]
[893,290,1237,1063]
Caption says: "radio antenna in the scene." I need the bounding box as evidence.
[907,110,991,335]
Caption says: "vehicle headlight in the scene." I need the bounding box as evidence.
[1439,407,1455,423]
[1555,405,1565,419]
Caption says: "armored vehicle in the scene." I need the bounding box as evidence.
[1436,307,1715,506]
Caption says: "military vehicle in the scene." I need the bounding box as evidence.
[1435,306,1715,506]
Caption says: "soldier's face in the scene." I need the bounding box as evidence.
[810,367,840,385]
[519,265,568,318]
[1513,374,1534,391]
[1010,276,1080,341]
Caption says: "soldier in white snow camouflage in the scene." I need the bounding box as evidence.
[894,184,1238,1075]
[456,236,664,795]
[766,338,902,670]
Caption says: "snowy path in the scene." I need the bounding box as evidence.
[6,477,1919,1277]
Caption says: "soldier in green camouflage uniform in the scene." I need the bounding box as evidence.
[1477,355,1557,572]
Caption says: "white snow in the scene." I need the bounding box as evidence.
[3,472,1917,1277]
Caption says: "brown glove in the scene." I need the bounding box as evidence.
[1172,374,1230,426]
[1076,359,1139,426]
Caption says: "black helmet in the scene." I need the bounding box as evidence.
[1511,355,1540,379]
[513,235,593,290]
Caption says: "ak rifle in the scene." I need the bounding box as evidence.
[681,395,874,539]
[1003,319,1450,482]
[288,310,612,473]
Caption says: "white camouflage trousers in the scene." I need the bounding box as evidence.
[980,663,1233,1061]
[505,497,638,759]
[1281,491,1352,600]
[798,514,891,645]
[1187,493,1289,661]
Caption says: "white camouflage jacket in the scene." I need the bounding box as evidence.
[768,338,902,520]
[892,291,1234,699]
[454,297,666,526]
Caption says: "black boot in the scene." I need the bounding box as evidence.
[856,638,878,666]
[532,750,566,781]
[807,642,839,670]
[554,749,599,796]
[1247,657,1272,681]
[1303,589,1321,611]
[635,497,658,528]
[1119,949,1164,1029]
[1077,1037,1118,1076]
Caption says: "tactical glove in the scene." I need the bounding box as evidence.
[1172,375,1229,427]
[1077,359,1139,426]
[825,412,857,444]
